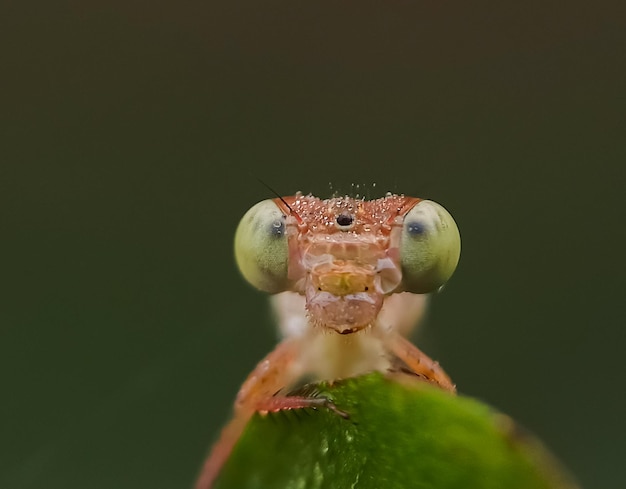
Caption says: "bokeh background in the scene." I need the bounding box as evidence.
[1,1,624,488]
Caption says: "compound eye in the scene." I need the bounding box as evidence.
[234,199,290,293]
[399,200,461,294]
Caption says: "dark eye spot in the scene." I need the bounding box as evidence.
[336,213,354,227]
[407,221,426,236]
[270,217,285,237]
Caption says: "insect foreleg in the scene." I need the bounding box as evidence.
[385,333,456,393]
[195,338,304,489]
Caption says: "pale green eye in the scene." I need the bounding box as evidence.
[399,200,461,294]
[234,199,290,293]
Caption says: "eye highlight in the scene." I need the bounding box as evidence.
[399,200,461,294]
[234,199,290,293]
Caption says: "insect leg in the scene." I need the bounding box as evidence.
[194,338,303,489]
[385,333,456,393]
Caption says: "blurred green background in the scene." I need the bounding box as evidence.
[1,1,624,488]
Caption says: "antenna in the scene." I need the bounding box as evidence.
[255,177,304,224]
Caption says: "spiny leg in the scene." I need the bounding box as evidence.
[385,333,456,393]
[255,395,349,419]
[195,338,302,489]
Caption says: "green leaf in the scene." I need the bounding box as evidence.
[214,373,579,489]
